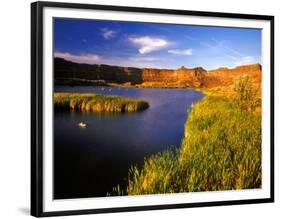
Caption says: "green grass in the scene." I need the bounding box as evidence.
[113,95,261,195]
[54,92,149,113]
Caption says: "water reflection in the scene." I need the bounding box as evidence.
[54,86,204,199]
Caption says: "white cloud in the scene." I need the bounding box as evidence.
[234,56,256,66]
[54,52,100,64]
[129,56,158,62]
[129,36,169,54]
[184,35,195,40]
[168,49,192,55]
[105,56,162,68]
[225,54,238,60]
[200,41,216,50]
[200,39,244,59]
[101,28,117,39]
[200,39,259,67]
[54,52,161,68]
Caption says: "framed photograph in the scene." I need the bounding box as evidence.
[31,1,274,217]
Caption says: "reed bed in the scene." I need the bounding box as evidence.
[122,96,261,195]
[54,92,149,113]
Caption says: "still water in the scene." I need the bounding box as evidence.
[54,86,204,199]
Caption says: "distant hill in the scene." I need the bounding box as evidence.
[54,57,261,88]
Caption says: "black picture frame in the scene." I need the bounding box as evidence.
[31,1,274,217]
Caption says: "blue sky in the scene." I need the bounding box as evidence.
[54,18,261,70]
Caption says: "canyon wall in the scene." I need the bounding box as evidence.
[204,64,262,88]
[55,58,261,88]
[55,58,143,84]
[140,66,206,87]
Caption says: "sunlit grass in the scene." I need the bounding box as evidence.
[111,95,261,195]
[104,75,262,195]
[126,97,261,194]
[178,96,261,191]
[54,92,149,113]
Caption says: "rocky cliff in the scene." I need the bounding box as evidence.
[140,66,206,87]
[205,64,261,88]
[54,58,261,88]
[55,58,143,85]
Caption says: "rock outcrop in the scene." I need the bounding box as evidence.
[55,58,143,84]
[205,64,261,88]
[54,58,261,88]
[140,66,207,87]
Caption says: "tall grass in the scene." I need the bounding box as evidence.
[232,75,261,112]
[54,92,149,113]
[178,96,261,191]
[127,148,179,195]
[115,95,261,195]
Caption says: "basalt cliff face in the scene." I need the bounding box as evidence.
[204,64,262,88]
[54,58,142,85]
[54,58,261,88]
[140,66,206,87]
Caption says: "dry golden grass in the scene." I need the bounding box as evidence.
[109,75,262,195]
[119,96,261,195]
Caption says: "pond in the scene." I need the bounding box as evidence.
[54,86,205,199]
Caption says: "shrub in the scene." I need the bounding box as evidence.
[232,75,261,112]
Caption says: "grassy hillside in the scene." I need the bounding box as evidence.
[110,75,261,195]
[125,96,261,195]
[54,92,149,113]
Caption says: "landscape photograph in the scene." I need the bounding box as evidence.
[53,18,262,199]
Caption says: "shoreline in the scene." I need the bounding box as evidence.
[109,76,262,195]
[55,81,205,90]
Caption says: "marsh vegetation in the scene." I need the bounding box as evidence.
[54,87,203,198]
[54,75,261,197]
[111,75,262,195]
[54,92,149,113]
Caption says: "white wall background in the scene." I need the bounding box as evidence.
[0,0,279,218]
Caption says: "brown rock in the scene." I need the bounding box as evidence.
[54,58,261,89]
